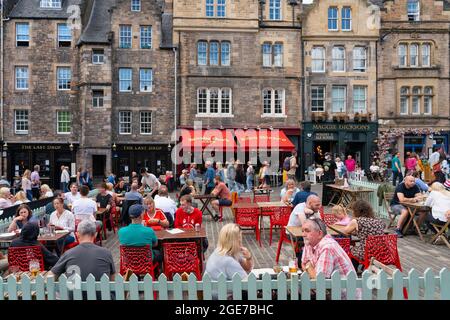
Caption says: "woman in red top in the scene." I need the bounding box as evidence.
[174,195,203,229]
[143,196,169,231]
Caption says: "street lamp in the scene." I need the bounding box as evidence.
[168,143,172,152]
[69,143,74,152]
[112,142,117,151]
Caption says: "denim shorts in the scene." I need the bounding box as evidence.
[391,204,406,216]
[218,199,232,206]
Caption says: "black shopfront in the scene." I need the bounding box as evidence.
[301,122,378,174]
[112,144,171,180]
[5,143,77,189]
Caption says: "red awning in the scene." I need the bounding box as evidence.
[178,129,295,152]
[179,129,236,151]
[235,129,296,152]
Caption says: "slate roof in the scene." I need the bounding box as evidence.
[78,0,114,45]
[9,0,83,19]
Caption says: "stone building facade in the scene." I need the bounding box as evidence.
[0,0,175,187]
[173,0,303,168]
[300,0,380,172]
[377,0,450,161]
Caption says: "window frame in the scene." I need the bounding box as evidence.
[423,87,433,115]
[353,46,367,72]
[262,88,285,116]
[273,43,283,67]
[140,26,152,49]
[131,0,141,12]
[57,23,72,47]
[216,0,226,18]
[15,66,29,91]
[353,86,367,113]
[421,43,431,67]
[332,46,346,72]
[407,0,420,21]
[269,0,282,21]
[40,0,62,9]
[311,47,325,73]
[262,43,273,67]
[92,90,104,108]
[328,7,338,31]
[196,88,233,116]
[57,111,72,134]
[311,85,326,112]
[56,67,71,91]
[139,68,153,93]
[14,110,29,134]
[119,68,133,92]
[409,43,419,67]
[209,41,220,66]
[197,41,208,66]
[119,25,132,49]
[206,0,215,17]
[92,49,105,64]
[400,87,409,115]
[411,86,421,115]
[341,7,352,31]
[16,22,30,47]
[220,41,231,66]
[331,86,347,113]
[398,44,407,67]
[119,111,132,135]
[140,111,153,135]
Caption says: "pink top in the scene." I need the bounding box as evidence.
[405,157,417,170]
[344,159,356,172]
[334,216,351,226]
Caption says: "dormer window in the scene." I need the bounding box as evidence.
[40,0,62,9]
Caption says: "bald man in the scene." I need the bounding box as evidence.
[288,195,322,227]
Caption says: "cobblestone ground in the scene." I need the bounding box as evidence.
[106,184,450,274]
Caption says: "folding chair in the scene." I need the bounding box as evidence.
[383,192,397,229]
[429,220,450,249]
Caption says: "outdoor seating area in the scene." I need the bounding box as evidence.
[0,180,448,301]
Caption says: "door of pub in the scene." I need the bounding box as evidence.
[92,155,106,182]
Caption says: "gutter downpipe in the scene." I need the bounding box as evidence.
[173,46,177,179]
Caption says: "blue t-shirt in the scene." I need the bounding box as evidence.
[291,191,318,207]
[118,223,157,247]
[205,167,216,187]
[392,157,401,172]
[415,178,429,192]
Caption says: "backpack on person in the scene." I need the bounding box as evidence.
[283,157,291,171]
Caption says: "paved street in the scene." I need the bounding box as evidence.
[105,184,450,275]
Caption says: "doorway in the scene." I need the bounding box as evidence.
[344,142,365,168]
[313,141,336,165]
[92,155,106,179]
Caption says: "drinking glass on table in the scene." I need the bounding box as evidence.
[288,257,298,273]
[29,259,40,277]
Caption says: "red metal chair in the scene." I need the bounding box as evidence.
[253,194,270,203]
[322,214,338,226]
[269,206,291,246]
[362,234,402,271]
[119,245,159,278]
[275,226,298,264]
[334,237,351,257]
[235,206,261,246]
[362,234,407,299]
[319,206,325,219]
[235,196,252,203]
[162,241,201,280]
[8,246,45,272]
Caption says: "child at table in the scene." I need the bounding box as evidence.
[332,205,351,226]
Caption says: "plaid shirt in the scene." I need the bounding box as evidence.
[302,235,360,299]
[302,235,355,277]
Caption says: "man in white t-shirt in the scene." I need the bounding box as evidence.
[64,183,81,205]
[72,185,97,223]
[154,185,177,226]
[140,168,161,197]
[287,195,322,227]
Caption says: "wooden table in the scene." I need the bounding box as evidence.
[96,207,109,239]
[327,184,374,211]
[399,201,430,242]
[193,194,217,219]
[0,230,71,252]
[154,228,207,275]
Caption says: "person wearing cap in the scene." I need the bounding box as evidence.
[424,182,450,232]
[118,204,162,263]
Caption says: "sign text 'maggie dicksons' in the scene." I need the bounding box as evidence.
[312,124,371,131]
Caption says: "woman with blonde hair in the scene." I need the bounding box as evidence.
[0,187,14,209]
[205,223,253,281]
[40,184,54,199]
[22,169,33,201]
[424,182,450,231]
[14,191,30,205]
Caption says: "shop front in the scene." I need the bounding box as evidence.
[301,122,378,174]
[112,144,172,180]
[5,143,77,189]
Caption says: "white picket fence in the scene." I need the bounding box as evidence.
[349,180,389,219]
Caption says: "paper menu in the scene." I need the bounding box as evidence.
[166,228,185,235]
